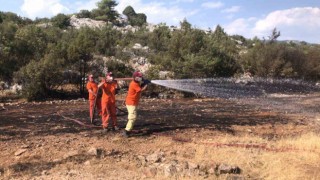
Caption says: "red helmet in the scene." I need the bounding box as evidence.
[133,71,143,78]
[106,72,113,77]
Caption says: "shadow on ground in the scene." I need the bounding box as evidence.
[0,98,305,141]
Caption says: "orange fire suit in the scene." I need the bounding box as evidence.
[86,81,101,120]
[100,80,118,128]
[126,80,142,106]
[125,80,142,131]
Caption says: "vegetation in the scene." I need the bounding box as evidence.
[92,0,119,22]
[77,10,91,19]
[241,31,320,79]
[123,6,147,26]
[51,13,70,29]
[0,0,319,100]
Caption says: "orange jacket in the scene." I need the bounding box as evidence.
[86,81,98,100]
[126,80,142,106]
[101,80,118,103]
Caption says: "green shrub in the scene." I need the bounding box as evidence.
[123,6,147,26]
[77,10,91,18]
[51,13,70,29]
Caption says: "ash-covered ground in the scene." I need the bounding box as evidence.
[0,91,319,179]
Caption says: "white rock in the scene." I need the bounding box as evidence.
[84,160,91,166]
[133,43,142,49]
[15,149,27,156]
[217,164,241,174]
[69,15,107,29]
[146,152,164,163]
[10,84,22,93]
[87,147,99,156]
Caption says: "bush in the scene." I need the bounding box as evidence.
[77,10,91,18]
[51,13,70,29]
[122,6,147,26]
[104,60,133,78]
[92,0,119,22]
[240,42,317,79]
[123,6,136,17]
[128,13,147,26]
[14,60,47,100]
[14,46,69,101]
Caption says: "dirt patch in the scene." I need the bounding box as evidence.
[1,95,320,179]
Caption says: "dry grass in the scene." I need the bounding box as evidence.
[190,133,320,179]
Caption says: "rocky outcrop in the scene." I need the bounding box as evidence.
[2,84,22,94]
[113,25,138,33]
[69,15,107,29]
[36,22,52,28]
[159,71,174,79]
[135,151,242,178]
[130,56,151,74]
[123,43,152,74]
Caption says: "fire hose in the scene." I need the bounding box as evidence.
[57,110,101,128]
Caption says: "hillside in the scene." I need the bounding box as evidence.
[1,2,320,101]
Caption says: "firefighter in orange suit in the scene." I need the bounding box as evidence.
[123,71,148,137]
[98,72,119,131]
[86,74,101,121]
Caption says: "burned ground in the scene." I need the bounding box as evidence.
[0,93,320,179]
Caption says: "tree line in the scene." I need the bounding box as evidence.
[0,0,319,100]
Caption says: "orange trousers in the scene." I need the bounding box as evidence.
[101,100,117,128]
[89,98,101,120]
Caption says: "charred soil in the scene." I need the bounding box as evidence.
[1,94,320,179]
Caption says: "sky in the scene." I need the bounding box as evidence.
[0,0,320,43]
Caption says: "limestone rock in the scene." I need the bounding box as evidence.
[87,147,100,156]
[21,144,30,149]
[10,84,22,93]
[70,15,106,29]
[14,149,27,156]
[217,164,241,174]
[137,155,147,166]
[84,161,91,166]
[146,151,164,163]
[163,163,177,177]
[133,43,142,49]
